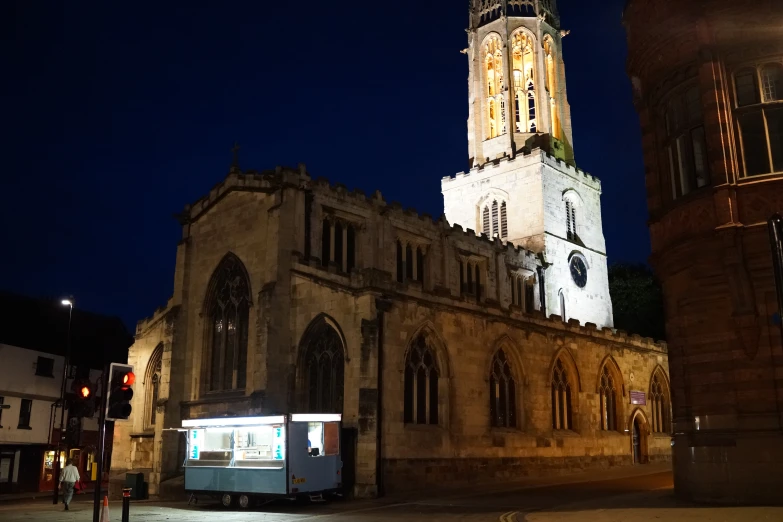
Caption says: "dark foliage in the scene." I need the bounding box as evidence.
[608,263,666,341]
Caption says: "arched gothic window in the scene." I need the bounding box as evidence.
[650,372,671,433]
[551,358,572,430]
[302,321,345,413]
[404,334,439,425]
[485,35,505,139]
[144,344,163,431]
[480,198,508,239]
[489,349,517,428]
[396,239,426,283]
[205,254,251,392]
[598,365,618,431]
[511,31,536,133]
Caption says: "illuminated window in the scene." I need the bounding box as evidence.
[489,349,517,428]
[485,35,505,139]
[551,359,572,430]
[733,61,783,177]
[664,85,710,198]
[205,254,250,392]
[565,200,577,241]
[511,31,536,133]
[403,335,440,425]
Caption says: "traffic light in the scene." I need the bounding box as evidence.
[69,378,95,418]
[106,363,135,421]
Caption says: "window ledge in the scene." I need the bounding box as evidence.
[17,426,32,430]
[552,429,580,437]
[35,373,55,378]
[489,426,525,434]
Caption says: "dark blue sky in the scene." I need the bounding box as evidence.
[3,0,646,330]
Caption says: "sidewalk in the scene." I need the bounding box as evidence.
[522,487,783,522]
[0,488,96,504]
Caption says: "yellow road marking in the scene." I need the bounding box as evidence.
[499,511,518,522]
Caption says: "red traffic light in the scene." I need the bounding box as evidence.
[79,386,91,398]
[122,372,135,386]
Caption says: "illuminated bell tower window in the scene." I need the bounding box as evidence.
[511,31,536,133]
[484,35,505,139]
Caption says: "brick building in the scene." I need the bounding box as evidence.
[623,0,783,505]
[112,0,670,497]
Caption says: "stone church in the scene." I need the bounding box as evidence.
[112,0,670,497]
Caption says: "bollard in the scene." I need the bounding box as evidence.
[122,488,132,522]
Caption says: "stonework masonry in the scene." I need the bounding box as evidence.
[112,166,668,497]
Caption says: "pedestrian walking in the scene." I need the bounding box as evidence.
[59,458,80,511]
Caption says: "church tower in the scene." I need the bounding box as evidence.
[442,0,614,328]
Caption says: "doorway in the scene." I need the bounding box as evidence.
[631,415,648,464]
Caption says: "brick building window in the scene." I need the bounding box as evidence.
[650,371,671,434]
[733,61,783,177]
[18,399,32,429]
[205,253,251,393]
[663,84,710,199]
[598,365,618,431]
[480,198,508,239]
[489,349,517,428]
[396,240,425,284]
[460,259,483,302]
[144,344,163,431]
[551,359,572,430]
[321,218,356,273]
[404,334,439,425]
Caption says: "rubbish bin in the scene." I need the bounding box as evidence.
[124,472,145,500]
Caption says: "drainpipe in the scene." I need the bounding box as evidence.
[375,297,392,497]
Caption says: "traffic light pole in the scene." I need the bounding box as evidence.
[93,365,109,522]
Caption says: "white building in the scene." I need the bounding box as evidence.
[442,1,613,328]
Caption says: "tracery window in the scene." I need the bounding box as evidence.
[144,344,163,430]
[403,334,439,425]
[551,358,572,430]
[485,35,506,139]
[489,349,517,428]
[598,365,618,431]
[512,31,537,133]
[396,239,426,284]
[664,84,710,199]
[733,61,783,177]
[206,254,250,392]
[480,198,508,239]
[650,372,671,433]
[303,322,345,413]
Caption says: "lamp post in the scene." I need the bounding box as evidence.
[770,215,783,343]
[52,298,73,505]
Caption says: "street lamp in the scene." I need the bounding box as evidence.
[52,298,73,505]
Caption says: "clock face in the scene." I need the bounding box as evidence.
[570,257,587,288]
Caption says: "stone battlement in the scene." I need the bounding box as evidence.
[441,148,601,191]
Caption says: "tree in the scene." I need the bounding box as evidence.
[608,263,666,341]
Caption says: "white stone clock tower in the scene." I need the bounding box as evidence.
[442,0,614,328]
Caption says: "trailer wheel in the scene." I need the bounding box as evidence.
[238,494,251,509]
[221,493,233,508]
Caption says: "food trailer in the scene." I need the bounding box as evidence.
[182,413,342,508]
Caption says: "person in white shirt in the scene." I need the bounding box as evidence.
[59,459,80,511]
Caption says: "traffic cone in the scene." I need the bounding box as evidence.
[100,495,110,522]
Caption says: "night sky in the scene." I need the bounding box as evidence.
[3,0,646,331]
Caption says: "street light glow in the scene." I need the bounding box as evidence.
[61,299,72,306]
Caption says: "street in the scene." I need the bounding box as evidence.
[3,465,781,522]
